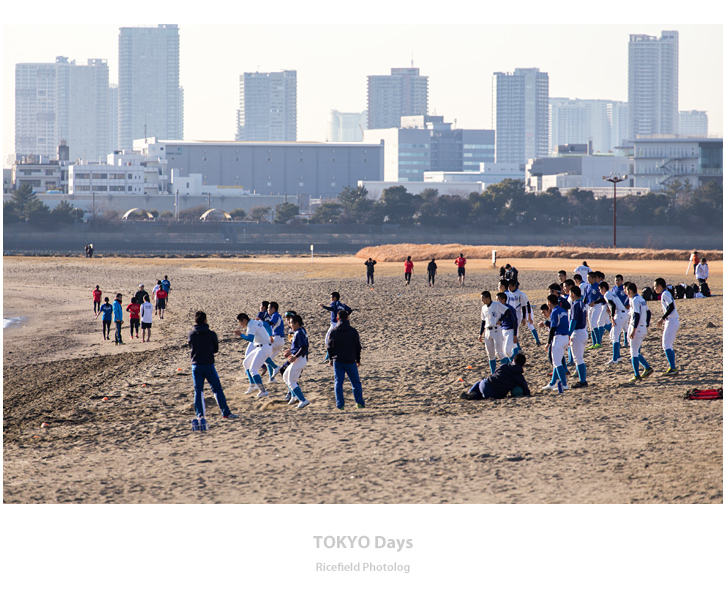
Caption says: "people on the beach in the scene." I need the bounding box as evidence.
[92,285,102,315]
[154,284,167,319]
[427,258,437,287]
[140,294,153,342]
[404,256,414,285]
[188,310,238,423]
[320,292,353,361]
[599,281,628,365]
[626,283,654,383]
[96,297,113,340]
[161,275,171,305]
[478,290,507,374]
[364,258,377,285]
[234,312,274,398]
[264,301,284,382]
[327,310,364,410]
[284,314,310,409]
[133,284,147,306]
[695,257,709,284]
[460,353,531,400]
[126,297,141,339]
[654,278,679,375]
[112,294,124,345]
[567,285,589,388]
[455,253,466,287]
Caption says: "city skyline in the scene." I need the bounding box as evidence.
[2,23,722,168]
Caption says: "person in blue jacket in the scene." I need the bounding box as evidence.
[96,297,114,340]
[112,294,125,345]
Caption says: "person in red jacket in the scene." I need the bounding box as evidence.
[154,286,168,319]
[92,285,102,315]
[404,256,414,286]
[126,297,141,338]
[454,253,467,287]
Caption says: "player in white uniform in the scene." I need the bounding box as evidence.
[264,302,285,382]
[567,286,589,388]
[478,291,507,374]
[234,312,275,397]
[593,272,611,338]
[653,278,680,375]
[574,261,592,281]
[507,280,540,347]
[599,281,628,365]
[625,284,654,382]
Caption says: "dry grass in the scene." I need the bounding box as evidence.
[355,243,724,263]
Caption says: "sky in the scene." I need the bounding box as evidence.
[1,10,722,168]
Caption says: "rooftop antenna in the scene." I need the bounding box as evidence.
[411,51,414,67]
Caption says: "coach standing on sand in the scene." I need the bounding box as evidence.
[327,310,364,410]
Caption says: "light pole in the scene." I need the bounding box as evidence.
[603,174,627,247]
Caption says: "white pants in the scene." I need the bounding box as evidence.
[610,311,627,343]
[271,335,285,358]
[244,343,273,377]
[596,304,609,327]
[569,329,587,366]
[283,356,307,390]
[662,318,679,351]
[484,328,505,361]
[502,329,516,357]
[325,323,336,347]
[587,305,596,332]
[551,334,569,366]
[628,326,647,358]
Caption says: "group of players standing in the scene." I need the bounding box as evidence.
[478,260,681,392]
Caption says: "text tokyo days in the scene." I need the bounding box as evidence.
[314,536,413,552]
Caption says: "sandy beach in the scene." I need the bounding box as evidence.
[3,254,723,503]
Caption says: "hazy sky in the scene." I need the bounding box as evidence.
[2,8,723,168]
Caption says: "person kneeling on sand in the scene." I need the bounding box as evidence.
[460,353,531,400]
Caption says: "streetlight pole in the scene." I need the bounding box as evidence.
[603,174,627,248]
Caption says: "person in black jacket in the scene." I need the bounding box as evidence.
[460,353,531,400]
[327,310,364,410]
[188,311,237,420]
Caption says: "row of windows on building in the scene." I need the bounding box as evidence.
[637,146,697,157]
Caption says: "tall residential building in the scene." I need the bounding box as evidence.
[679,110,709,136]
[328,110,367,142]
[493,68,549,164]
[236,70,297,142]
[118,24,183,151]
[367,67,428,130]
[108,84,118,153]
[610,101,629,149]
[15,56,110,163]
[628,30,679,140]
[550,98,632,154]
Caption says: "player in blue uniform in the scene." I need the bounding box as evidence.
[96,297,114,340]
[264,302,285,382]
[284,314,310,408]
[542,294,570,391]
[496,292,519,364]
[319,292,354,360]
[567,286,589,388]
[584,272,604,349]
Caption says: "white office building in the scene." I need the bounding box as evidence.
[118,24,183,151]
[628,30,679,140]
[550,98,624,154]
[236,70,297,141]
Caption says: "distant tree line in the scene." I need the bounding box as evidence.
[4,179,722,231]
[306,179,723,230]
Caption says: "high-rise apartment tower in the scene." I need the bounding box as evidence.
[236,70,297,141]
[367,67,428,130]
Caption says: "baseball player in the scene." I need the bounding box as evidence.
[542,294,570,391]
[234,312,275,397]
[508,279,540,346]
[478,291,507,374]
[625,283,654,382]
[284,314,310,409]
[599,281,628,365]
[567,286,589,388]
[574,261,592,281]
[584,271,604,349]
[496,291,519,364]
[654,278,679,375]
[594,272,612,336]
[264,301,285,382]
[319,292,354,360]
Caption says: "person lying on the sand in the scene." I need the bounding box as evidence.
[460,353,531,400]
